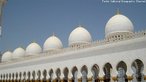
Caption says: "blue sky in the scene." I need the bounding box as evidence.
[0,0,146,53]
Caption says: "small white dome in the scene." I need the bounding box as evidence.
[1,51,12,62]
[69,26,92,46]
[26,42,42,55]
[43,35,63,51]
[13,47,25,59]
[105,14,134,36]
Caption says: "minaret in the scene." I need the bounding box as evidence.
[0,0,7,37]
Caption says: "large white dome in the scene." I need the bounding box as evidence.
[1,51,12,62]
[105,14,134,36]
[26,42,42,55]
[43,35,63,51]
[13,47,25,59]
[69,26,92,46]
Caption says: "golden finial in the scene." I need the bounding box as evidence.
[116,9,121,15]
[31,40,36,43]
[19,45,24,49]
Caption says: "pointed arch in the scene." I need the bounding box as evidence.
[9,73,11,81]
[32,70,35,81]
[49,69,54,82]
[91,64,99,82]
[81,65,88,82]
[16,72,18,81]
[131,59,144,81]
[56,68,61,82]
[72,66,78,82]
[27,71,31,81]
[3,74,5,81]
[0,74,2,80]
[103,63,112,82]
[116,61,127,72]
[37,70,41,81]
[116,61,128,82]
[6,73,8,81]
[12,73,15,81]
[23,72,26,81]
[19,72,22,82]
[43,69,47,81]
[63,67,69,82]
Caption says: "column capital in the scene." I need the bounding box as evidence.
[99,77,104,81]
[144,75,146,80]
[112,76,117,81]
[127,75,133,81]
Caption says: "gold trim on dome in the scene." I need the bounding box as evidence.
[116,9,121,15]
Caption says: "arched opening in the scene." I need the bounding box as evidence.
[131,59,144,82]
[6,74,8,82]
[9,73,11,82]
[91,64,99,82]
[3,74,5,82]
[5,74,8,82]
[27,71,31,82]
[0,74,2,81]
[12,73,15,82]
[23,72,26,82]
[81,65,88,82]
[72,66,78,82]
[43,69,47,82]
[19,72,22,82]
[16,72,18,82]
[37,70,41,82]
[49,69,54,82]
[103,63,112,82]
[56,68,61,82]
[32,71,35,82]
[63,67,69,82]
[116,61,128,82]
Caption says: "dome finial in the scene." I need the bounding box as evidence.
[19,45,24,49]
[78,20,82,27]
[78,24,82,27]
[31,40,36,43]
[52,32,55,36]
[116,9,121,15]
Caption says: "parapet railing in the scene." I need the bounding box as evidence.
[0,30,146,64]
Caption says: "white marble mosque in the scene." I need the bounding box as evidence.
[0,0,146,82]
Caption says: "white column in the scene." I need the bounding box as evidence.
[30,72,33,81]
[26,73,28,81]
[98,65,104,82]
[52,71,57,81]
[126,62,133,82]
[111,66,117,82]
[77,71,82,79]
[14,74,16,81]
[46,71,50,80]
[40,70,43,81]
[68,69,73,79]
[87,65,93,78]
[60,69,64,80]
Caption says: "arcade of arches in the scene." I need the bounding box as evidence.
[0,59,146,82]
